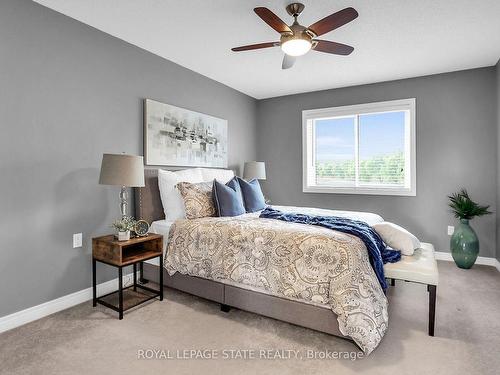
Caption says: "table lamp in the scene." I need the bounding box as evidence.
[243,161,266,180]
[99,154,145,218]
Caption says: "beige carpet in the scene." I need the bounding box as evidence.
[1,261,499,375]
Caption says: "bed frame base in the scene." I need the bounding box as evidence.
[143,263,349,341]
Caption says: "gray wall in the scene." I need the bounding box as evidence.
[257,68,497,258]
[0,0,257,317]
[497,59,500,261]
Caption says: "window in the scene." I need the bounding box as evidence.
[303,99,416,196]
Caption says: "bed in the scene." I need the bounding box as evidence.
[134,168,388,354]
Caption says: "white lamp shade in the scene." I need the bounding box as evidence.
[243,161,266,180]
[99,154,145,187]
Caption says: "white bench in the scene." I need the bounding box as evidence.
[384,242,439,336]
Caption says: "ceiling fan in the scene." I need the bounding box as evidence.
[231,3,358,69]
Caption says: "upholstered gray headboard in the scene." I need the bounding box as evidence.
[134,167,237,224]
[134,168,164,224]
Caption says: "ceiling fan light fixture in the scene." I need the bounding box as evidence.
[231,4,357,69]
[281,38,311,57]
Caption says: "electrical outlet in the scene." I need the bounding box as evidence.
[447,226,454,236]
[73,233,82,248]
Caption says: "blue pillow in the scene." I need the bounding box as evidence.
[237,177,266,213]
[212,177,246,217]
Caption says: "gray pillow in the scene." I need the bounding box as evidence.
[212,177,246,217]
[237,177,266,213]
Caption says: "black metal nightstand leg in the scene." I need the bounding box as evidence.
[159,254,164,301]
[428,284,437,336]
[118,267,123,320]
[139,261,148,284]
[92,258,97,307]
[133,263,137,292]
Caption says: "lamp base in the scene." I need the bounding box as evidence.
[120,186,128,218]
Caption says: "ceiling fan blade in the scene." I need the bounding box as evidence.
[254,7,292,34]
[231,42,280,52]
[313,40,354,55]
[282,54,296,70]
[308,7,358,36]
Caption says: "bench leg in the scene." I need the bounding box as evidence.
[220,304,231,313]
[391,278,396,287]
[427,284,437,336]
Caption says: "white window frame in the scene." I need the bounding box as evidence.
[302,98,416,196]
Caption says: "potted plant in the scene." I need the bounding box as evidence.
[112,216,136,241]
[448,189,491,269]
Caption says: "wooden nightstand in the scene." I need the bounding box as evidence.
[92,234,163,319]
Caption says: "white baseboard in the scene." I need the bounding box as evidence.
[0,274,134,334]
[435,251,500,272]
[2,251,499,334]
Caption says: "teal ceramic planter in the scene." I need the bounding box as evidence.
[450,219,479,269]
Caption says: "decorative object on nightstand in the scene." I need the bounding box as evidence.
[243,161,266,180]
[448,189,492,269]
[134,219,150,237]
[99,154,145,219]
[92,233,163,319]
[111,216,137,241]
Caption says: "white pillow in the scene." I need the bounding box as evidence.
[158,168,204,220]
[200,168,234,184]
[372,222,421,256]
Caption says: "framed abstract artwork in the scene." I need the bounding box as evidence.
[144,99,228,167]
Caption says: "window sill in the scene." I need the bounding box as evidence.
[303,186,416,196]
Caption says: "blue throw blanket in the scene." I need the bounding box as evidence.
[259,207,401,292]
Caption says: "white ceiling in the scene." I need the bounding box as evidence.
[34,0,500,99]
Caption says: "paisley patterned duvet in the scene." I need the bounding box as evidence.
[164,210,388,354]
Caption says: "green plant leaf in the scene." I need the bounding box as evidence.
[448,189,492,220]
